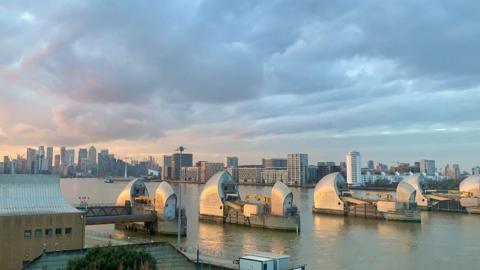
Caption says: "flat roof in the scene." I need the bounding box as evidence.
[241,255,273,262]
[245,251,290,260]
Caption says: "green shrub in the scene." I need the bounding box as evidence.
[67,245,157,270]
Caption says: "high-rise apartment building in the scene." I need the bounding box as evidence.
[420,159,436,175]
[367,160,374,170]
[225,156,239,168]
[26,148,37,174]
[287,153,308,186]
[46,147,53,171]
[346,151,362,185]
[262,158,287,168]
[67,149,75,167]
[445,164,460,179]
[88,146,97,167]
[78,148,88,173]
[172,153,193,180]
[162,155,173,180]
[60,147,67,168]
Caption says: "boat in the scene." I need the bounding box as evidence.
[199,171,300,232]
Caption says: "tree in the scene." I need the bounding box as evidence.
[67,245,157,270]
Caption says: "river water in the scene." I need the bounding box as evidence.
[61,178,479,270]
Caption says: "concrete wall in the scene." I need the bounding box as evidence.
[0,212,85,269]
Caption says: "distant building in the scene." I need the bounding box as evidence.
[46,147,53,172]
[472,166,480,176]
[172,153,193,180]
[287,154,308,186]
[420,160,436,175]
[346,151,362,185]
[317,162,340,181]
[78,148,88,174]
[262,158,287,168]
[307,165,318,183]
[261,168,288,184]
[199,162,224,182]
[26,148,37,174]
[88,146,97,168]
[60,146,67,169]
[237,166,262,184]
[162,155,173,180]
[3,156,10,174]
[367,160,375,170]
[445,164,461,179]
[0,175,85,269]
[181,166,200,181]
[225,156,239,168]
[54,154,61,170]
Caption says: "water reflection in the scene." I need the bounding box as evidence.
[61,179,480,270]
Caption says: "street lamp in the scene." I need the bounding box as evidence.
[176,146,185,249]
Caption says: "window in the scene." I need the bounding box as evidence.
[55,228,62,236]
[65,227,72,235]
[45,228,53,237]
[34,229,42,238]
[24,230,32,238]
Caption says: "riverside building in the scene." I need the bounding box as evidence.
[0,175,85,269]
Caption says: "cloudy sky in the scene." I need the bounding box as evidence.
[1,1,479,169]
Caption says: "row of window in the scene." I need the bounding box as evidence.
[24,227,72,238]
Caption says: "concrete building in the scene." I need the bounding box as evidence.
[420,159,436,175]
[199,162,224,183]
[261,168,288,184]
[172,153,193,180]
[238,167,262,184]
[225,156,239,168]
[287,154,308,186]
[445,164,461,180]
[0,175,85,269]
[346,151,362,185]
[262,158,287,168]
[180,166,200,181]
[162,155,173,180]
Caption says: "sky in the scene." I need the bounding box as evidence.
[0,1,479,169]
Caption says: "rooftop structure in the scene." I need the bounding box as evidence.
[0,175,85,269]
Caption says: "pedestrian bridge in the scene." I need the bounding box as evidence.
[75,204,157,225]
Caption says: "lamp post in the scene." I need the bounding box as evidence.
[176,146,185,249]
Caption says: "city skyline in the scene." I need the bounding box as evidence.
[1,1,480,169]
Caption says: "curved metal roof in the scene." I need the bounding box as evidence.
[396,181,416,204]
[271,181,293,216]
[199,170,238,217]
[116,178,149,206]
[460,176,480,197]
[0,175,80,216]
[313,173,345,211]
[401,174,428,207]
[155,181,176,208]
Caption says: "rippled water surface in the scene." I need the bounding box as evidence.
[61,178,480,270]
